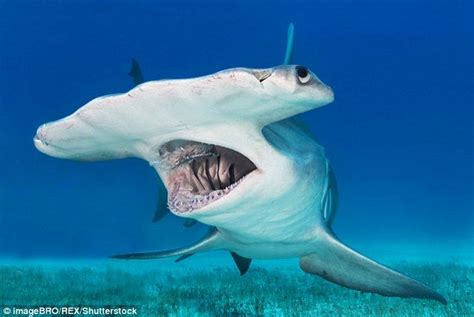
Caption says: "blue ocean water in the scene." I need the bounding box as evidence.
[0,0,472,314]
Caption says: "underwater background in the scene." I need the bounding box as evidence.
[0,0,472,316]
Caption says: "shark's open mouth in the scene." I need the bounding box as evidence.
[158,140,257,213]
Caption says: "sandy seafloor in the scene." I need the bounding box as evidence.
[1,241,473,317]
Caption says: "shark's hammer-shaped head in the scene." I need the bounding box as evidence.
[34,65,333,220]
[231,65,334,124]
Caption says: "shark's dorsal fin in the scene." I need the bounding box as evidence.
[230,252,252,275]
[300,230,447,304]
[284,23,295,65]
[111,227,223,260]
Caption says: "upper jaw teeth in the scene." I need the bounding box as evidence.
[157,141,216,170]
[168,177,245,213]
[170,152,217,169]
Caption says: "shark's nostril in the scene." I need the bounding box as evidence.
[253,69,272,83]
[34,128,50,147]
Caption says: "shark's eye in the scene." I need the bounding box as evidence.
[296,66,311,84]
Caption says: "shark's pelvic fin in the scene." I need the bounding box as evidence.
[175,253,194,262]
[111,227,223,260]
[300,230,447,304]
[284,23,295,65]
[128,58,144,86]
[230,252,252,275]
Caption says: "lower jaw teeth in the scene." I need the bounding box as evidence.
[169,177,245,213]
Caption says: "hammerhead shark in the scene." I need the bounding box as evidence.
[34,24,446,303]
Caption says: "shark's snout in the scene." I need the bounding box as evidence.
[34,123,70,159]
[34,125,50,154]
[323,84,335,103]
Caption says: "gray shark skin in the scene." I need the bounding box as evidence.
[34,64,446,304]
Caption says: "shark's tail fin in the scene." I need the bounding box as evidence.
[304,163,446,304]
[300,229,447,304]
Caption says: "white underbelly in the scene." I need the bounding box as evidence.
[217,207,322,259]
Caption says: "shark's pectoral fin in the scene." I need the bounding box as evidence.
[183,219,198,227]
[128,58,144,86]
[300,231,447,304]
[230,252,252,275]
[111,227,223,260]
[152,179,169,223]
[152,208,168,222]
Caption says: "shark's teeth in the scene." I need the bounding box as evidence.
[168,176,246,213]
[158,141,217,170]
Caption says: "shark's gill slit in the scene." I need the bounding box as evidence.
[159,140,257,213]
